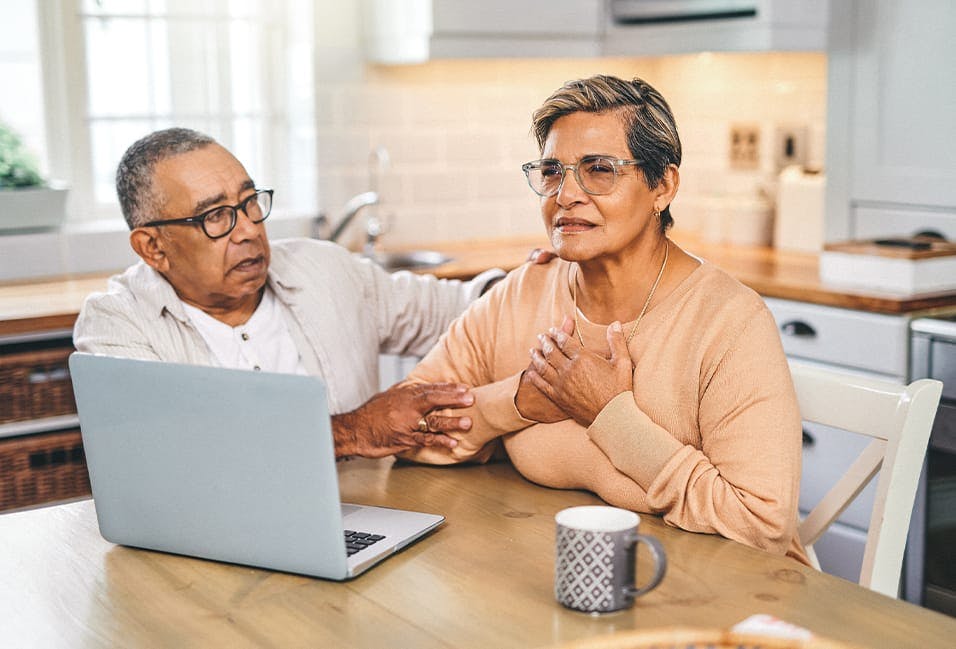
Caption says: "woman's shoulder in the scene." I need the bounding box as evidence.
[675,260,772,329]
[495,256,570,294]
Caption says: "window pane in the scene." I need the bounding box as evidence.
[0,0,47,175]
[166,21,222,117]
[232,117,263,183]
[86,18,153,116]
[82,0,149,15]
[90,120,158,204]
[230,18,261,115]
[76,0,315,218]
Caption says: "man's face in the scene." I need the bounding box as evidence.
[145,144,271,317]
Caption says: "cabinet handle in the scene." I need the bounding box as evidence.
[780,320,816,338]
[802,429,815,447]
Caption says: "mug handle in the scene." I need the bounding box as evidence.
[625,533,667,598]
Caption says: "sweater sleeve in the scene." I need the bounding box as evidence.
[399,276,536,465]
[586,307,803,556]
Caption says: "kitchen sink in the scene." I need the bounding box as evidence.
[368,250,453,272]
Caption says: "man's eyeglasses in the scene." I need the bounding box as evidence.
[521,156,642,197]
[143,189,274,239]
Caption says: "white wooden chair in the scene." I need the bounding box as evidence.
[790,361,942,598]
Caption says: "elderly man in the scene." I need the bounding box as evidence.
[74,127,517,459]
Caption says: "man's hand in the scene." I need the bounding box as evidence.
[527,248,557,264]
[332,382,474,458]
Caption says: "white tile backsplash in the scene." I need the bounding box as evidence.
[314,44,827,251]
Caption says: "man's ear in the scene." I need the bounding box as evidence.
[130,227,169,273]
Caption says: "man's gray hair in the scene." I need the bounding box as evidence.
[116,127,217,229]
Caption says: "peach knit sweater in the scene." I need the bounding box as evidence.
[404,257,808,563]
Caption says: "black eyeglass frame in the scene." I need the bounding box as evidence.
[142,188,274,239]
[521,156,643,197]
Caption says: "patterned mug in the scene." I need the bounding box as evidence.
[555,506,667,613]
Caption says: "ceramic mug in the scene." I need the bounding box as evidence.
[554,506,667,613]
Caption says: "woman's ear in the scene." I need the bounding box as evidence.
[130,227,170,273]
[655,164,680,213]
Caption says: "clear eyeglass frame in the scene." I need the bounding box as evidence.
[521,156,643,197]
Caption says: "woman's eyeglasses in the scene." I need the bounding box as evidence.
[143,189,274,239]
[521,156,642,197]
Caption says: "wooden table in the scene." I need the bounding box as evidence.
[1,460,954,648]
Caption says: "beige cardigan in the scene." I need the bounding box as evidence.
[404,256,809,563]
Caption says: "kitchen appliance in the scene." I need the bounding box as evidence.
[905,314,956,616]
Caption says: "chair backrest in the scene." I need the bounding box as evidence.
[790,361,942,597]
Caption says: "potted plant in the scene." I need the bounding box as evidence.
[0,121,68,232]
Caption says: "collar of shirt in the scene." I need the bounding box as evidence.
[182,288,305,374]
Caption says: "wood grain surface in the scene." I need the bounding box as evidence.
[1,459,954,648]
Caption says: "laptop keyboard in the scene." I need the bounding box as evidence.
[344,529,386,556]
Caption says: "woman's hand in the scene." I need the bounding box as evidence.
[515,369,568,423]
[526,316,633,427]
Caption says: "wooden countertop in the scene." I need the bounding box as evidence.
[2,460,955,648]
[3,235,956,338]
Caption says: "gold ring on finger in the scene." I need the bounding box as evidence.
[416,416,429,433]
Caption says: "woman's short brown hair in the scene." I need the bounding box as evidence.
[531,75,681,231]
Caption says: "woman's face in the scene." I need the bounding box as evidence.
[539,110,667,263]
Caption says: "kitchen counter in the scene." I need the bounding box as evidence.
[3,235,956,339]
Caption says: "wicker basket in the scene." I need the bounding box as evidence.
[0,429,91,511]
[0,345,77,424]
[547,628,862,649]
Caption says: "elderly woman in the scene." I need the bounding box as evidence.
[404,75,807,563]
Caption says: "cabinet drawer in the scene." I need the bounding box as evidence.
[800,421,878,531]
[0,345,77,425]
[0,429,91,511]
[764,298,908,378]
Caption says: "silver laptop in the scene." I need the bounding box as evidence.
[68,352,444,580]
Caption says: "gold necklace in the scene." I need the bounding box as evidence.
[572,240,669,347]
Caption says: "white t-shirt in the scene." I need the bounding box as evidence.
[182,288,307,375]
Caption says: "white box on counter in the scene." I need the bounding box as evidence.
[820,237,956,296]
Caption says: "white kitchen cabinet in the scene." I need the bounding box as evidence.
[362,0,602,63]
[362,0,826,63]
[765,297,909,583]
[826,0,956,241]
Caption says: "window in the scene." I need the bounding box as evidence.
[0,1,47,177]
[0,0,316,223]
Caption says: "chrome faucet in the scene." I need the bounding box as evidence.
[323,146,390,249]
[328,190,379,244]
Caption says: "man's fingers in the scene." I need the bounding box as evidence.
[412,432,458,449]
[527,248,557,264]
[425,414,472,433]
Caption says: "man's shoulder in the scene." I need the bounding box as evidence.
[81,262,159,311]
[269,238,357,275]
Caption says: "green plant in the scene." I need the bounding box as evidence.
[0,121,44,188]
